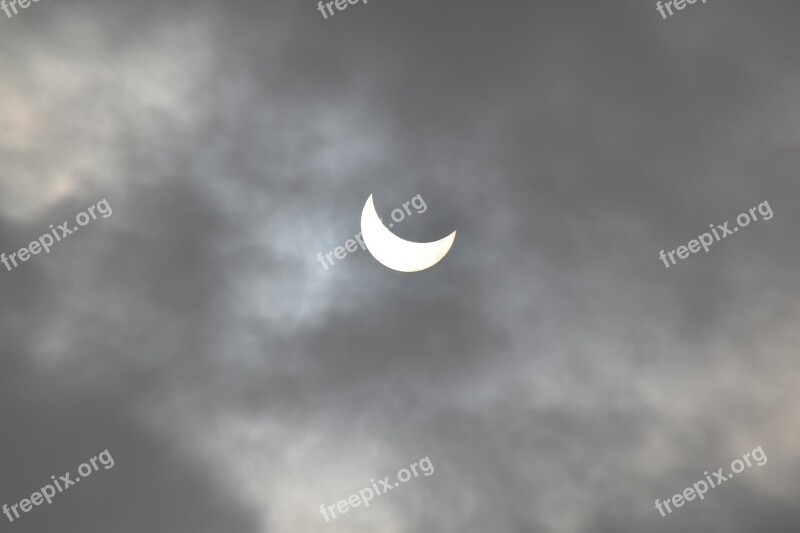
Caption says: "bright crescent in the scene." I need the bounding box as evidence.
[360,194,456,272]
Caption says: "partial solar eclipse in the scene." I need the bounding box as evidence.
[360,194,456,272]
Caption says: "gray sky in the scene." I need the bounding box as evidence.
[1,0,799,532]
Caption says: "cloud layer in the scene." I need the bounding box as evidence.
[1,1,799,532]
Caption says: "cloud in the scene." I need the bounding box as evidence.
[1,0,800,532]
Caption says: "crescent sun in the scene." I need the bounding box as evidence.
[360,194,456,272]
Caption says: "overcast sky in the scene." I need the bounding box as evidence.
[1,1,799,532]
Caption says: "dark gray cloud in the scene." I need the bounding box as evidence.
[1,0,799,532]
